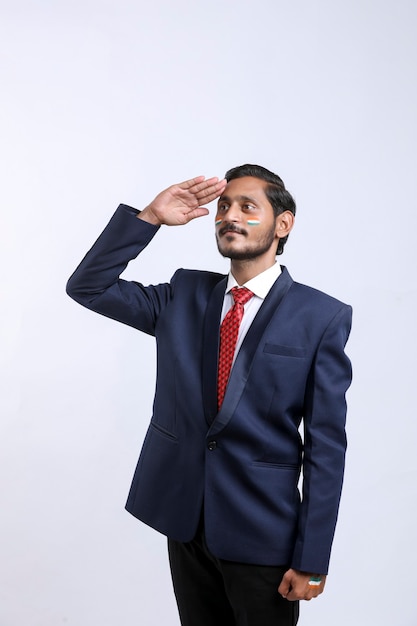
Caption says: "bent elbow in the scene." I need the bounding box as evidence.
[66,272,90,305]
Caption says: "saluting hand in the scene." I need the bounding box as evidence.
[139,176,227,226]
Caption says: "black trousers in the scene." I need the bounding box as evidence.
[168,518,299,626]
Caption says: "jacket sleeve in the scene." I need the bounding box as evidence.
[66,204,171,336]
[291,304,352,575]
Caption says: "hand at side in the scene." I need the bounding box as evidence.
[139,176,227,226]
[278,568,327,601]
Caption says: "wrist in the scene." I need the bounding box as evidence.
[137,205,162,226]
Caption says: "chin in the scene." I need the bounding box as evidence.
[217,245,258,261]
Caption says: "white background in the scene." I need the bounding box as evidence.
[1,0,416,624]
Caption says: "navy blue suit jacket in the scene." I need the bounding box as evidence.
[67,204,352,574]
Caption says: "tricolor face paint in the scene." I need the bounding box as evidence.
[215,219,223,226]
[246,219,261,226]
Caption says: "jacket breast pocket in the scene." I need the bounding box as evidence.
[263,343,306,358]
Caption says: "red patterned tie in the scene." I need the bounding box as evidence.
[217,287,254,409]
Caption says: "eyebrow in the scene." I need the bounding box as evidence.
[217,194,259,205]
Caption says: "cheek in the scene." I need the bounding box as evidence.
[215,219,223,226]
[246,219,261,226]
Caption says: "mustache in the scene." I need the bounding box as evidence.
[218,223,248,237]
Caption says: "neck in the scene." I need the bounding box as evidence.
[230,256,276,285]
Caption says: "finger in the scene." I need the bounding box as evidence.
[177,175,221,193]
[278,575,291,598]
[196,191,224,207]
[198,177,227,194]
[284,589,300,602]
[286,586,314,602]
[175,177,226,207]
[304,587,315,601]
[177,175,207,190]
[191,177,226,197]
[284,578,311,602]
[183,207,210,223]
[305,581,324,601]
[196,180,227,205]
[307,576,325,598]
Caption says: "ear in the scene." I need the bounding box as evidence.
[275,210,295,239]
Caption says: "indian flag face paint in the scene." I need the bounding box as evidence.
[215,219,223,226]
[247,219,261,226]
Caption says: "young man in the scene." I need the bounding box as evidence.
[67,164,352,626]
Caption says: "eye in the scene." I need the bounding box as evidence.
[217,203,229,212]
[243,203,256,211]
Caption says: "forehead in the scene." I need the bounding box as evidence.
[220,176,269,203]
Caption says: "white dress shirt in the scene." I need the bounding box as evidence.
[220,263,282,364]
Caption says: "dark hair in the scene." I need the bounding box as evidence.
[224,164,296,255]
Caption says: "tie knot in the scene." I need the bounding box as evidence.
[231,287,253,306]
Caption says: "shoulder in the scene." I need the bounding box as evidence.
[282,267,351,312]
[281,268,352,339]
[292,281,351,312]
[171,268,226,289]
[165,268,227,303]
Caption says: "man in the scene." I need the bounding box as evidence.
[67,164,352,625]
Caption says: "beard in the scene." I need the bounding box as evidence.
[216,223,277,260]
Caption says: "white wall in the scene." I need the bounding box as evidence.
[1,0,416,624]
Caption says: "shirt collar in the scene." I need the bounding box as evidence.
[225,262,282,300]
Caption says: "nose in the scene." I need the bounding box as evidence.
[224,202,241,223]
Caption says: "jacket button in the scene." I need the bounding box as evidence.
[207,440,217,451]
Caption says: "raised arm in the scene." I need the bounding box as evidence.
[66,175,226,333]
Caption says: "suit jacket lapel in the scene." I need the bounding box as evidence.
[207,267,293,436]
